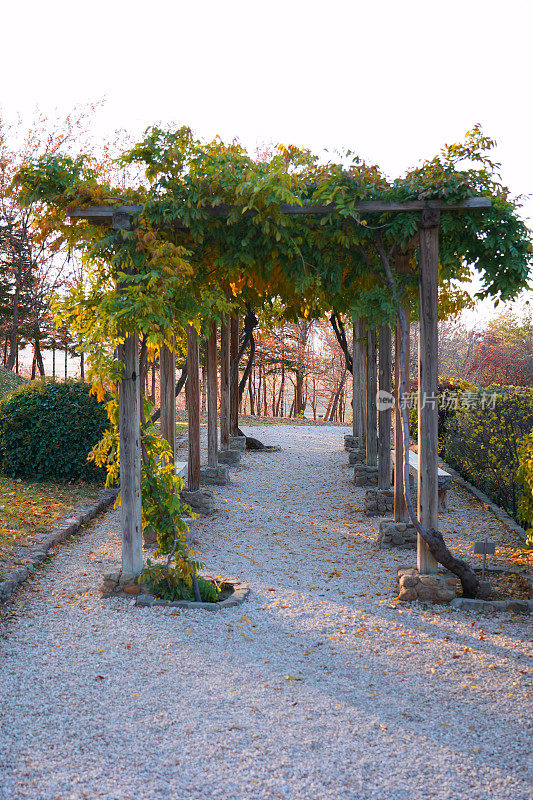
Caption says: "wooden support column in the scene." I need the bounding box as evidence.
[352,322,359,441]
[230,313,239,436]
[356,319,367,448]
[378,323,392,490]
[418,209,440,574]
[186,325,201,492]
[366,327,378,467]
[394,307,410,521]
[207,323,218,468]
[160,342,176,462]
[118,334,142,575]
[220,314,230,450]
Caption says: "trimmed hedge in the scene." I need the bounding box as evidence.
[442,388,533,524]
[0,380,107,481]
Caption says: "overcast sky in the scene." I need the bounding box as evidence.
[2,0,532,325]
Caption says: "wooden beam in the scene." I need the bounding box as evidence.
[67,197,492,228]
[417,209,440,574]
[366,327,378,467]
[186,325,201,492]
[378,323,392,490]
[394,306,410,521]
[118,334,142,575]
[230,313,239,436]
[207,323,218,468]
[160,342,176,462]
[220,315,230,450]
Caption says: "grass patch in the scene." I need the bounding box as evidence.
[0,476,103,563]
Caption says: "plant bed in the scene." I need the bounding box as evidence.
[135,577,249,609]
[102,569,249,610]
[456,568,532,602]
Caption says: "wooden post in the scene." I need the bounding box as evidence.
[207,323,218,468]
[352,322,359,441]
[186,325,201,492]
[230,313,239,436]
[378,323,392,490]
[220,315,230,449]
[160,342,176,462]
[394,307,410,521]
[366,327,378,467]
[418,209,440,574]
[355,319,367,448]
[118,334,143,575]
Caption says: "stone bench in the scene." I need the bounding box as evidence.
[392,449,452,510]
[176,461,188,480]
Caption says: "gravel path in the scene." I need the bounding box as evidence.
[0,425,531,800]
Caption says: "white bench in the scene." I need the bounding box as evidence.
[392,450,452,510]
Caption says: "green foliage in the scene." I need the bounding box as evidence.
[0,379,107,481]
[0,366,27,400]
[516,431,533,545]
[89,394,203,591]
[141,562,220,603]
[443,388,533,522]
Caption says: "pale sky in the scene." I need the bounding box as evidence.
[2,0,532,326]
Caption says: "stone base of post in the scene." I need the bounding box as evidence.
[354,464,378,486]
[101,571,148,597]
[364,488,394,517]
[377,518,417,548]
[344,434,358,450]
[180,488,215,515]
[200,465,230,486]
[397,567,458,604]
[348,447,366,465]
[229,435,247,451]
[218,449,242,466]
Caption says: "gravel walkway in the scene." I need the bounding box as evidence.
[0,425,531,800]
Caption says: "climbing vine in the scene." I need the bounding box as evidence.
[12,123,532,595]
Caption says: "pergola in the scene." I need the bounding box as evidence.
[69,196,491,579]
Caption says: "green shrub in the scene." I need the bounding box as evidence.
[443,388,533,522]
[0,380,107,481]
[408,380,477,453]
[141,560,220,603]
[516,431,533,545]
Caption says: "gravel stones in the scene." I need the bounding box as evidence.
[0,425,531,800]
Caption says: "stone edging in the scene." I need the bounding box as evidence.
[134,579,250,610]
[450,597,532,614]
[0,489,118,603]
[439,458,528,542]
